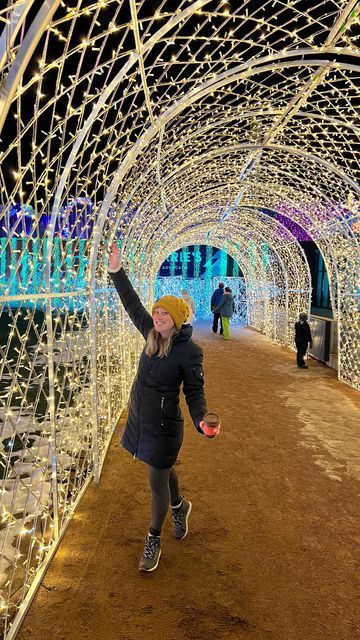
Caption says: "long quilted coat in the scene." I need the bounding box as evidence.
[110,268,208,468]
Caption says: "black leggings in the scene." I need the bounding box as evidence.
[148,466,181,532]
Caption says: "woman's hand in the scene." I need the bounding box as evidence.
[108,241,121,271]
[199,420,221,439]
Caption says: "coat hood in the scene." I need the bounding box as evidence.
[173,324,193,343]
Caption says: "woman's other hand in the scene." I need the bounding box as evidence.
[108,241,121,271]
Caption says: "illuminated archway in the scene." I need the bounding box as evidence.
[0,1,358,636]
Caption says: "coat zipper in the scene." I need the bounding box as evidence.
[161,396,165,427]
[134,386,141,458]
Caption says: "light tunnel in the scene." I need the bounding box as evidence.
[0,0,359,636]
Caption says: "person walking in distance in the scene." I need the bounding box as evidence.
[181,289,196,325]
[295,311,313,368]
[211,282,224,334]
[212,286,235,341]
[108,242,220,572]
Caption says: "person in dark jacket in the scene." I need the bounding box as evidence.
[212,287,235,341]
[295,311,313,368]
[108,242,220,572]
[211,282,224,334]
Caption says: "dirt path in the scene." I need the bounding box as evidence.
[18,324,360,640]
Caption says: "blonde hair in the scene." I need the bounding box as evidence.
[145,326,178,358]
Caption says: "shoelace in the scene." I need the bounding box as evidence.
[172,508,184,527]
[143,536,160,559]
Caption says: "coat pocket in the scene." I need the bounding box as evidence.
[160,396,182,428]
[192,365,204,383]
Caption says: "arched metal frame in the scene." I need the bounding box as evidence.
[140,210,311,342]
[0,1,359,637]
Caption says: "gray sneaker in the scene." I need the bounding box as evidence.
[171,499,192,539]
[139,534,161,572]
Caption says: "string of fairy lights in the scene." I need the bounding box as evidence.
[0,0,359,636]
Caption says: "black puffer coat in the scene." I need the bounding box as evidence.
[110,268,208,468]
[295,321,312,346]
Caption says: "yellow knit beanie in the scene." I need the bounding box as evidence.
[152,296,190,330]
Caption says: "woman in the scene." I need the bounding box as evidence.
[212,286,235,341]
[108,243,220,572]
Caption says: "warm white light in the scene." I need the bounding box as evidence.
[0,0,358,635]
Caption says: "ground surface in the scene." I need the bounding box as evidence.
[18,323,360,640]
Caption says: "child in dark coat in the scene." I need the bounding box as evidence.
[295,312,313,368]
[108,243,220,572]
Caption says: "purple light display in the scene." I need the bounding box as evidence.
[274,211,312,241]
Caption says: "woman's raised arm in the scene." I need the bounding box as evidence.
[108,242,153,339]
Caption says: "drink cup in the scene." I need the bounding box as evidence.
[201,412,220,437]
